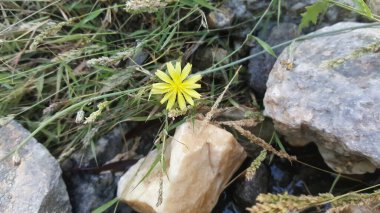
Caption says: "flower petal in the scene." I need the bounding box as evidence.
[166,92,177,110]
[152,83,171,90]
[175,61,181,73]
[160,90,175,104]
[156,70,174,84]
[182,74,202,85]
[180,63,192,81]
[184,83,201,89]
[183,88,201,99]
[177,91,186,110]
[183,92,194,106]
[151,88,170,94]
[167,62,179,81]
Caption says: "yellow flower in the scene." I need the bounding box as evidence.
[151,62,201,110]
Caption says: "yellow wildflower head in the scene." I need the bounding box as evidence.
[151,61,201,110]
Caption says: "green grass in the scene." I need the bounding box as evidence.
[0,0,268,161]
[1,0,380,212]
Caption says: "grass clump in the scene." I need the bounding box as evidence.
[2,0,380,213]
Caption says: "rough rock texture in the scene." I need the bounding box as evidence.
[207,6,235,29]
[264,22,380,174]
[61,125,133,213]
[249,23,300,98]
[118,120,247,213]
[193,47,228,70]
[368,0,380,15]
[0,120,71,213]
[233,164,268,207]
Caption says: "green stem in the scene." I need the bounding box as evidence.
[0,87,143,162]
[198,22,380,75]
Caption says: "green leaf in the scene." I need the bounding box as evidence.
[180,0,215,10]
[274,132,286,153]
[36,75,44,100]
[252,36,277,58]
[194,0,215,9]
[353,0,373,17]
[132,154,161,190]
[71,9,103,32]
[160,26,177,51]
[299,0,330,31]
[90,140,99,166]
[91,198,119,213]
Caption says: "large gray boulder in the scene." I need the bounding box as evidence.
[0,119,72,212]
[264,22,380,174]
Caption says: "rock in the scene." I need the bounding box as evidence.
[264,22,380,174]
[225,0,249,19]
[0,120,71,213]
[368,0,380,16]
[207,6,235,29]
[117,120,247,213]
[61,125,133,213]
[233,164,268,208]
[246,0,272,14]
[249,23,300,98]
[193,47,229,70]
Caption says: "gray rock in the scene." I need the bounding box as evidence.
[264,22,380,174]
[207,6,235,29]
[368,0,380,16]
[249,23,300,98]
[193,47,228,70]
[62,125,133,213]
[233,164,268,207]
[0,120,72,213]
[225,0,249,19]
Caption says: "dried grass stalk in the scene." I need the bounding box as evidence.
[231,124,296,161]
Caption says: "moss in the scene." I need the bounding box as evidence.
[323,41,380,69]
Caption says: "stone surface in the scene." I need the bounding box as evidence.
[61,125,133,213]
[249,23,300,98]
[117,120,247,213]
[207,6,235,29]
[368,0,380,16]
[225,0,249,19]
[0,120,72,213]
[233,164,268,208]
[264,22,380,174]
[193,47,228,70]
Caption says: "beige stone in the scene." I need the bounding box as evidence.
[117,120,247,213]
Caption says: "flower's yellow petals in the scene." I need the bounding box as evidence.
[184,83,201,89]
[183,88,201,99]
[177,91,186,110]
[166,62,179,81]
[152,83,171,90]
[166,62,175,73]
[151,88,170,94]
[180,63,192,81]
[160,90,175,104]
[166,92,177,110]
[175,61,181,72]
[183,92,194,106]
[182,74,202,85]
[156,70,174,84]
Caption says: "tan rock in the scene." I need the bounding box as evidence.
[117,120,247,213]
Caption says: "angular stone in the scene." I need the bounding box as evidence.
[264,22,380,174]
[117,120,247,213]
[368,0,380,16]
[207,6,235,29]
[249,23,300,98]
[61,125,133,213]
[0,120,72,213]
